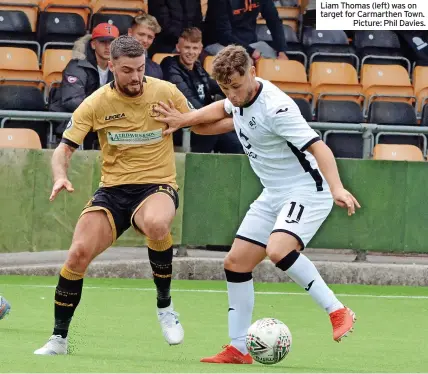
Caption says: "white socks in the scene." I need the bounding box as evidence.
[277,250,343,314]
[225,270,254,355]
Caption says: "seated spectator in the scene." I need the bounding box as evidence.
[49,23,119,149]
[204,0,288,61]
[128,13,163,79]
[148,0,202,56]
[161,27,243,154]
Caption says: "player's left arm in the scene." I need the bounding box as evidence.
[307,141,361,216]
[272,100,360,216]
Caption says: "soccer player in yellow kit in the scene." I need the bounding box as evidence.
[34,36,192,355]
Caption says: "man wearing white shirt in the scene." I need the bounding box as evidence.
[155,44,360,364]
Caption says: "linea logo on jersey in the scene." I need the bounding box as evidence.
[105,113,126,121]
[107,128,162,145]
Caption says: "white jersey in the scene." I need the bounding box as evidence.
[224,78,327,194]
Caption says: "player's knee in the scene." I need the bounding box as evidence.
[266,245,296,264]
[66,241,93,272]
[224,252,243,272]
[142,215,170,241]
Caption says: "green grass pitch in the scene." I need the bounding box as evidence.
[1,275,427,373]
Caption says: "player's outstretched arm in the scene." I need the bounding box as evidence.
[50,143,76,201]
[307,141,361,216]
[155,99,229,135]
[192,117,234,135]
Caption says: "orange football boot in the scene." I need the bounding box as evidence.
[330,307,356,342]
[200,345,253,364]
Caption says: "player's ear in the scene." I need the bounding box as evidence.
[249,65,256,78]
[108,60,114,72]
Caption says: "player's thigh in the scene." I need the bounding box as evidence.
[132,186,178,240]
[227,191,276,272]
[66,210,114,272]
[266,191,333,263]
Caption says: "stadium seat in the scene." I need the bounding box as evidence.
[412,65,428,116]
[293,98,312,122]
[151,53,176,65]
[372,144,424,161]
[318,100,365,159]
[368,101,423,149]
[0,0,39,38]
[0,47,43,87]
[0,128,42,149]
[353,31,410,72]
[42,49,72,100]
[91,0,146,34]
[256,24,306,66]
[309,62,363,112]
[203,55,214,76]
[39,0,92,27]
[302,27,358,68]
[37,11,86,48]
[256,58,312,103]
[256,15,298,33]
[360,64,414,117]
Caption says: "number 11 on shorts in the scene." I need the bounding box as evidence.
[285,202,305,224]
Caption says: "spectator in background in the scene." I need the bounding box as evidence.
[128,13,163,79]
[204,0,288,61]
[49,23,119,148]
[148,0,202,56]
[161,28,243,154]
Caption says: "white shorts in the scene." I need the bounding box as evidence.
[236,189,333,249]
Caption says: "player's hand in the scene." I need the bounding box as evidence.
[50,178,74,201]
[277,52,288,60]
[331,187,361,216]
[154,100,188,136]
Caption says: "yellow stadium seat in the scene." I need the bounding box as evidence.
[373,144,424,161]
[151,53,176,65]
[203,55,214,76]
[413,65,428,115]
[0,0,39,32]
[42,49,72,86]
[256,58,311,102]
[309,62,363,108]
[0,47,43,88]
[39,0,91,26]
[360,64,414,109]
[91,0,147,16]
[0,128,42,149]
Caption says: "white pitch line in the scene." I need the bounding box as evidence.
[1,284,428,299]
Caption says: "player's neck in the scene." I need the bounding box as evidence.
[248,81,260,104]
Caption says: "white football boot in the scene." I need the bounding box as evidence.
[34,335,68,355]
[157,302,184,345]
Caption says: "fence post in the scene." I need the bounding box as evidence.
[362,126,373,159]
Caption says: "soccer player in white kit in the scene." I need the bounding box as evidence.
[155,45,360,364]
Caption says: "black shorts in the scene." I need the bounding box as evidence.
[81,184,179,242]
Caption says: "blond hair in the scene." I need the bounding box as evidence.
[180,27,202,43]
[212,45,252,84]
[131,13,161,34]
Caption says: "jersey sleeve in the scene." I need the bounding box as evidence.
[62,99,94,147]
[224,98,233,115]
[271,99,320,152]
[171,85,195,113]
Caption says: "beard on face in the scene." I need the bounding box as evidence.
[117,79,143,97]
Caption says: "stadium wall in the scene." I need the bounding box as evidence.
[0,150,427,253]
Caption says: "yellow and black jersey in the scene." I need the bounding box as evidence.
[62,77,192,189]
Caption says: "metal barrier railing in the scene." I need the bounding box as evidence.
[1,111,428,158]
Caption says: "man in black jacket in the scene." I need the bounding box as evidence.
[161,28,243,154]
[148,0,202,56]
[128,13,163,79]
[49,23,119,148]
[204,0,288,61]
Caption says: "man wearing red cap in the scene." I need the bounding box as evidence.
[49,23,120,149]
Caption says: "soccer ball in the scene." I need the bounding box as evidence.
[0,296,11,320]
[246,318,292,365]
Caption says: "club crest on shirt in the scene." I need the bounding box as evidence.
[149,103,160,117]
[248,116,257,129]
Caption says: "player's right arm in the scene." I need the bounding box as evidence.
[50,100,94,201]
[155,99,230,135]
